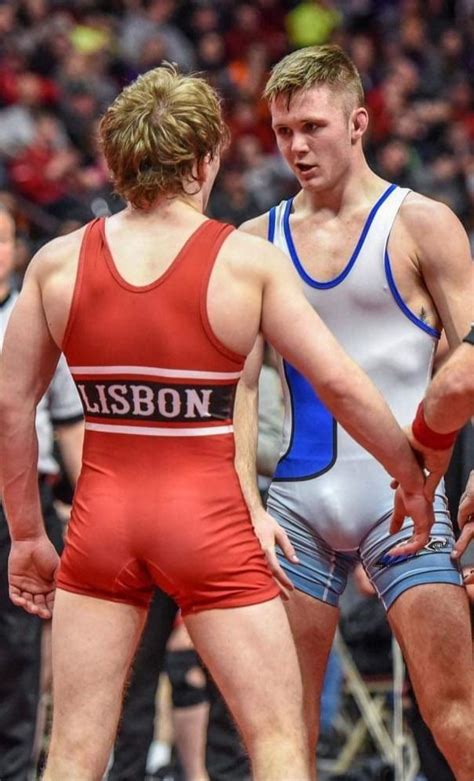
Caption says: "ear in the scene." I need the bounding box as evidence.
[351,107,368,143]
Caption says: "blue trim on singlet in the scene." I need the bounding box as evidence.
[273,360,337,481]
[283,183,398,289]
[384,250,440,339]
[268,206,276,243]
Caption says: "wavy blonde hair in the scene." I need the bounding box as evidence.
[264,45,364,113]
[100,65,229,208]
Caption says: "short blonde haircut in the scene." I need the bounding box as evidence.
[264,45,364,112]
[100,65,229,208]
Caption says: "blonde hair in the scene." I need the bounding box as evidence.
[100,65,229,208]
[264,45,364,112]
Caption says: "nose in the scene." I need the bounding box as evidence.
[290,132,309,156]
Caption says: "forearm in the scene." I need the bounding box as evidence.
[233,381,264,515]
[423,353,474,433]
[0,406,45,540]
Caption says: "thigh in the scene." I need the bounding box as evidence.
[272,506,356,607]
[184,597,304,743]
[110,589,178,779]
[361,498,464,611]
[388,583,473,719]
[49,589,147,768]
[284,588,339,732]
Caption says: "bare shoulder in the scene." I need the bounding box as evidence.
[239,212,269,239]
[28,226,87,284]
[223,227,289,277]
[399,192,469,251]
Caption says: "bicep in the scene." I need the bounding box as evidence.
[260,255,344,382]
[0,271,60,406]
[419,208,473,348]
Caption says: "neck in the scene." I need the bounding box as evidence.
[297,156,385,217]
[126,192,206,222]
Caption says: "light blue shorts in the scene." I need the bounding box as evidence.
[273,495,464,611]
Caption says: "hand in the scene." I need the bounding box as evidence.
[8,536,60,619]
[389,486,435,557]
[405,425,453,502]
[251,506,299,599]
[462,567,474,595]
[452,470,474,561]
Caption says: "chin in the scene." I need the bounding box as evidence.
[299,176,327,192]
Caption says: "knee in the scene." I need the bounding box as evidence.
[244,705,307,750]
[166,649,209,709]
[424,698,472,746]
[46,740,109,781]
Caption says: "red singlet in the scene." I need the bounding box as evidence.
[57,218,278,614]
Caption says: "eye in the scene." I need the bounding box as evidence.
[275,127,291,138]
[304,122,319,133]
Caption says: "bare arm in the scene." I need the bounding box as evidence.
[393,200,474,504]
[0,256,62,618]
[0,260,61,538]
[409,197,473,349]
[55,420,84,485]
[234,336,298,595]
[234,335,265,515]
[423,340,474,433]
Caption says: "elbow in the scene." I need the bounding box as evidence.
[315,371,354,417]
[435,366,473,409]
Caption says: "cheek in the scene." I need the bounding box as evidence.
[0,246,14,267]
[276,138,290,158]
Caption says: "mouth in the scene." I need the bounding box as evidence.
[295,162,317,175]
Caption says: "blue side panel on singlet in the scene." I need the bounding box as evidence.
[274,361,337,481]
[268,206,276,242]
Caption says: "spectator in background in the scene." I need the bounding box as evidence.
[209,167,260,226]
[0,0,471,256]
[8,111,82,222]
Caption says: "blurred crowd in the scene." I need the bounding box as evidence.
[0,0,472,276]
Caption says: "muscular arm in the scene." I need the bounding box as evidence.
[407,197,473,348]
[423,339,474,433]
[0,259,61,540]
[234,335,265,515]
[0,252,74,617]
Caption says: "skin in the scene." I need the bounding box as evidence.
[403,338,474,575]
[0,142,433,781]
[237,83,474,779]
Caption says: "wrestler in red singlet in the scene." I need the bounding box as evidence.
[57,217,279,614]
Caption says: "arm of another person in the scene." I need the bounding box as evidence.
[48,353,84,485]
[422,335,474,434]
[234,336,298,597]
[417,329,474,564]
[55,421,84,486]
[257,242,433,555]
[0,256,62,619]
